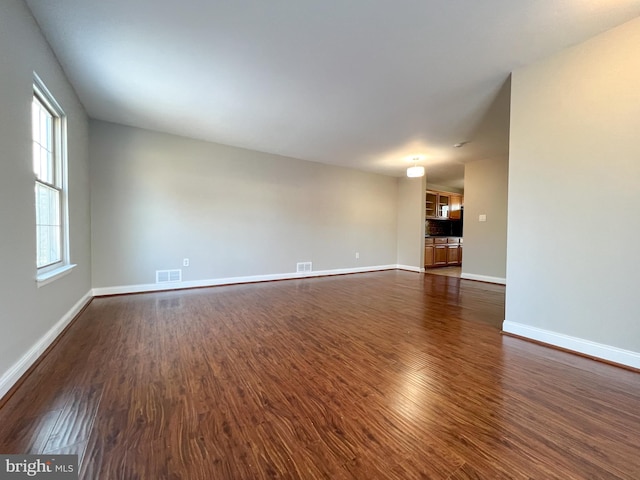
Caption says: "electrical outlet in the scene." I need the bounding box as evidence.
[355,252,360,260]
[183,258,190,267]
[479,214,487,222]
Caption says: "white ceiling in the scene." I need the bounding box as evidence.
[26,0,640,184]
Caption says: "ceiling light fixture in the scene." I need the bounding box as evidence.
[406,157,425,178]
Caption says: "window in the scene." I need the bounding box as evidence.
[32,75,71,283]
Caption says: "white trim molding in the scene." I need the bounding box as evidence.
[93,264,403,296]
[0,290,93,401]
[461,273,506,285]
[36,263,77,288]
[502,321,640,370]
[396,265,424,273]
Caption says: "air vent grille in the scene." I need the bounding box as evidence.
[156,269,182,283]
[296,262,312,273]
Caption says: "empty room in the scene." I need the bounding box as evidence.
[1,0,640,478]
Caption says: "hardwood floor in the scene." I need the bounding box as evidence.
[425,266,462,278]
[1,270,639,479]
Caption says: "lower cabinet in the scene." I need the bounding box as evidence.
[425,245,434,267]
[434,245,448,266]
[447,245,461,264]
[425,237,462,268]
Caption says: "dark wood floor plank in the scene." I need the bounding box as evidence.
[1,271,639,479]
[0,409,61,454]
[43,383,103,454]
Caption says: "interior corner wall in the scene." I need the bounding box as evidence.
[506,16,640,357]
[461,157,508,282]
[89,121,399,289]
[396,175,426,269]
[0,0,91,392]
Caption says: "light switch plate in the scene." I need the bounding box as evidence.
[479,214,487,222]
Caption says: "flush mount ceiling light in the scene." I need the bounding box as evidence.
[406,157,425,178]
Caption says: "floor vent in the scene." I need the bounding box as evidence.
[296,262,312,273]
[156,269,182,283]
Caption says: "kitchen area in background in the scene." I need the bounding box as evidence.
[425,189,464,276]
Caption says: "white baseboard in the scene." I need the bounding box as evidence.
[0,290,93,401]
[396,264,424,273]
[502,320,640,370]
[93,265,402,296]
[460,273,506,285]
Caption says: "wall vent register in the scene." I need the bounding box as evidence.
[156,269,182,283]
[296,262,312,273]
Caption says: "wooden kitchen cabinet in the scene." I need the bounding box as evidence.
[437,194,450,218]
[447,244,461,264]
[424,245,434,267]
[425,237,462,268]
[424,238,435,267]
[425,192,437,218]
[434,245,448,266]
[449,194,463,220]
[426,190,463,219]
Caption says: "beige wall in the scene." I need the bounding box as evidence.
[396,176,426,269]
[461,157,508,282]
[90,121,399,288]
[0,0,91,393]
[506,16,640,360]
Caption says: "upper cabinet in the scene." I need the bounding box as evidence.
[449,194,463,220]
[425,191,438,217]
[426,190,463,219]
[438,194,450,217]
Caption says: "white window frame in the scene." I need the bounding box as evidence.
[33,74,75,286]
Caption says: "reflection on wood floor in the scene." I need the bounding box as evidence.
[425,266,462,278]
[1,270,639,479]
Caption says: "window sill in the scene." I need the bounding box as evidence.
[36,264,77,288]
